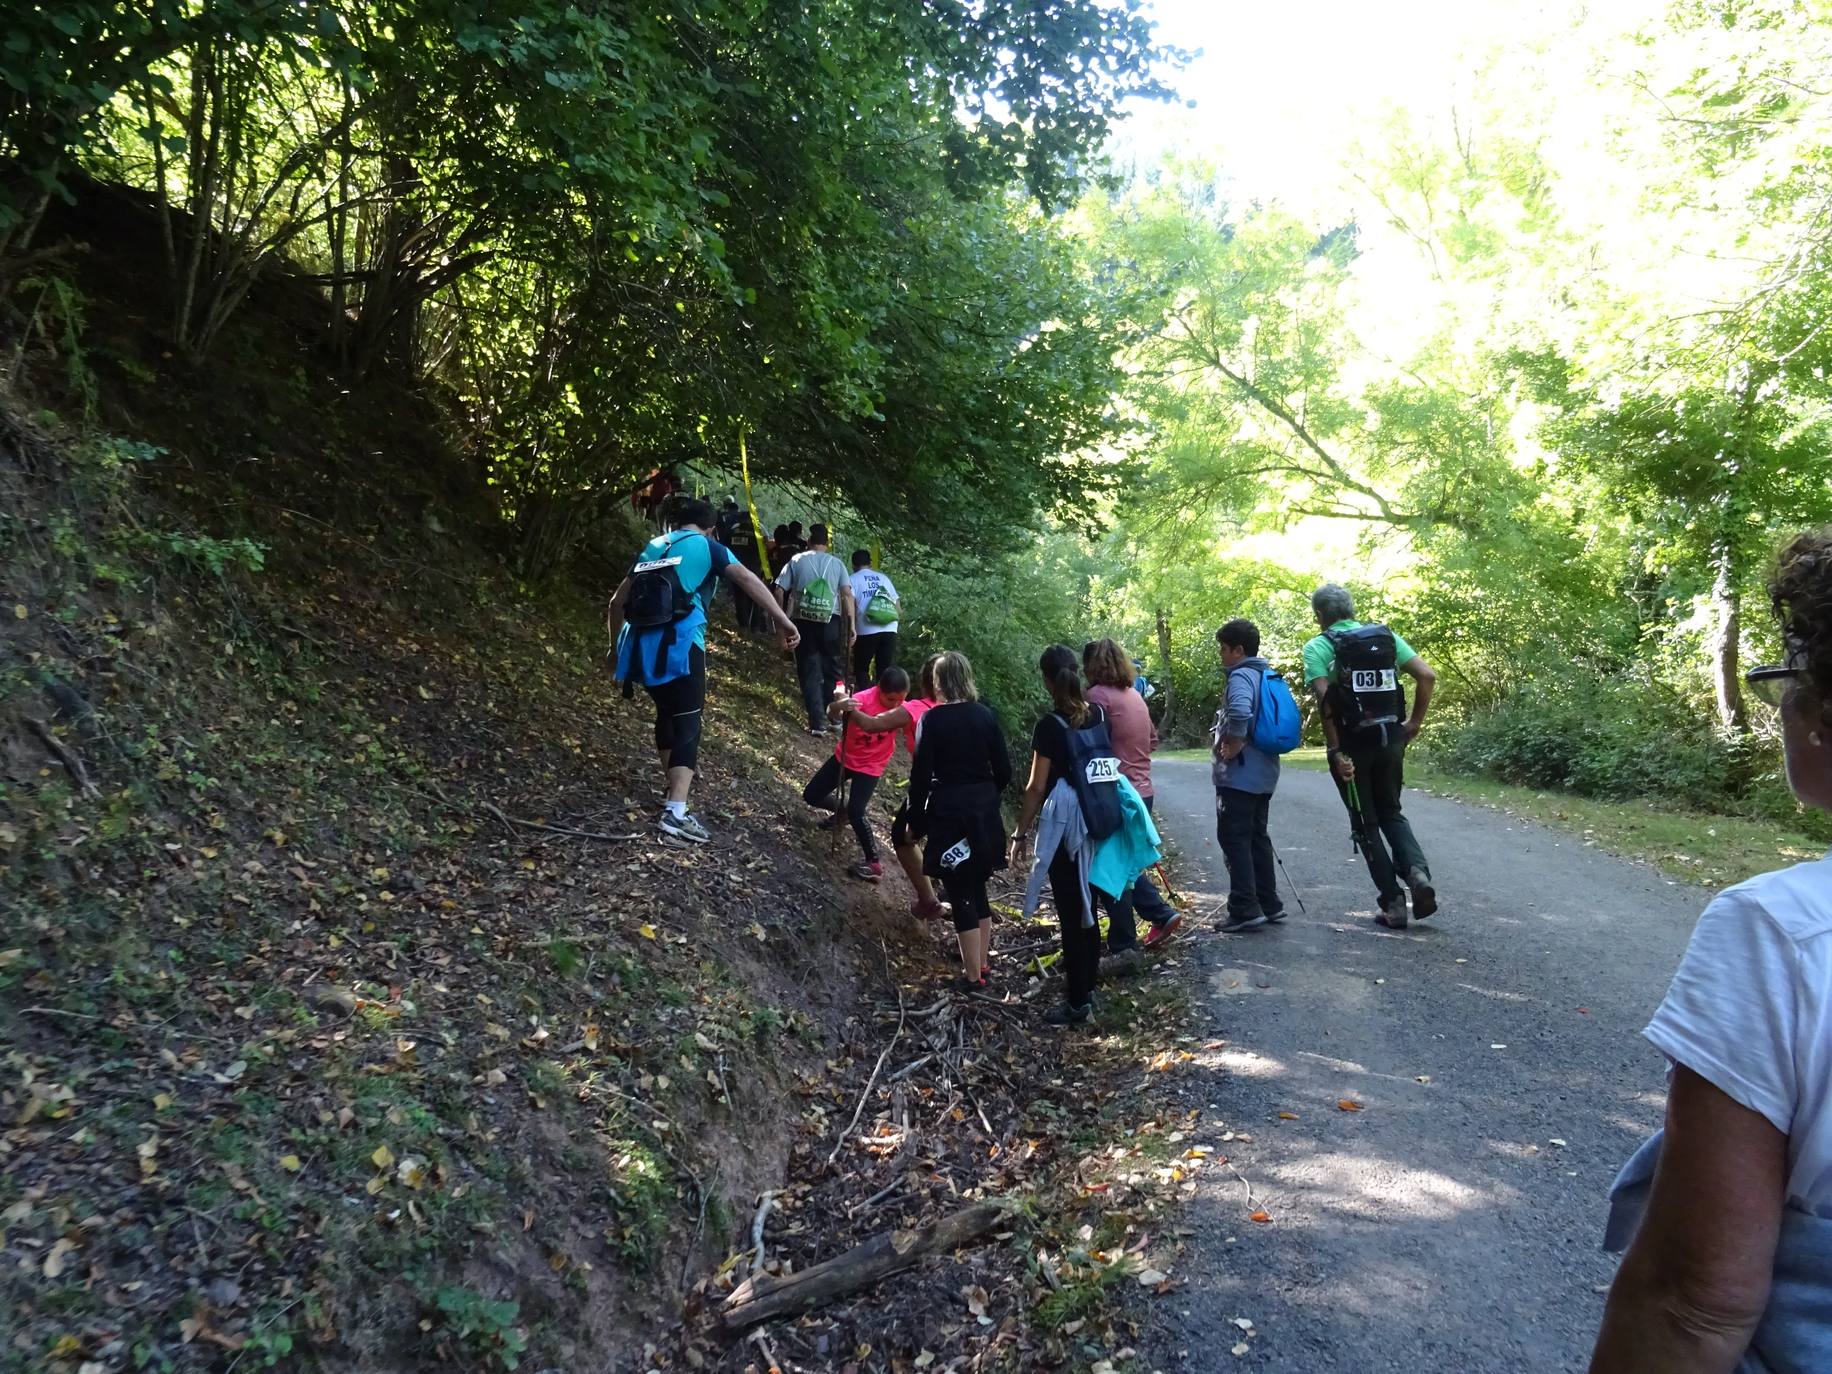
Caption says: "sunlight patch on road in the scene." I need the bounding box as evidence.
[1296,1050,1369,1075]
[1199,1046,1288,1078]
[1454,981,1531,1004]
[1265,1151,1505,1220]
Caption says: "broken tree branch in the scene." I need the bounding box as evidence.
[750,1190,776,1270]
[25,717,100,798]
[716,1202,1010,1335]
[829,976,905,1167]
[478,801,640,842]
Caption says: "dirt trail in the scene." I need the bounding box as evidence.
[1137,760,1706,1371]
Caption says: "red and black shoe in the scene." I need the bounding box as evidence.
[1142,911,1184,950]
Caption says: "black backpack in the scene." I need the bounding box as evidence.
[1326,624,1406,732]
[1054,704,1124,841]
[625,531,704,630]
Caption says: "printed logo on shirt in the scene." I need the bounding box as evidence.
[1349,668,1398,694]
[939,839,972,870]
[1084,756,1122,784]
[633,555,685,574]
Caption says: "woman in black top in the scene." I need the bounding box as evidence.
[908,651,1011,987]
[1011,644,1105,1025]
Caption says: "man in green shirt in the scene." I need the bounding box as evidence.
[1301,583,1440,929]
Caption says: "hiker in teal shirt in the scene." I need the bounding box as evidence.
[608,497,798,845]
[1302,583,1440,929]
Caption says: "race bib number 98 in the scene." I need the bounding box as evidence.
[939,839,972,870]
[1349,668,1397,693]
[1084,756,1122,784]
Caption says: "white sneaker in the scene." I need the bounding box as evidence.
[657,809,710,844]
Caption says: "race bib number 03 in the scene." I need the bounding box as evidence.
[1349,668,1397,693]
[1084,756,1122,784]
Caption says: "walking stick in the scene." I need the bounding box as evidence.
[832,679,850,853]
[1151,861,1181,907]
[1269,838,1308,915]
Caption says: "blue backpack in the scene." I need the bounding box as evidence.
[1245,666,1302,755]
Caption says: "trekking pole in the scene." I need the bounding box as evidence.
[1344,778,1365,855]
[1151,861,1181,907]
[832,679,850,853]
[1269,838,1308,915]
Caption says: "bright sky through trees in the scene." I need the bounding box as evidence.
[1129,0,1655,210]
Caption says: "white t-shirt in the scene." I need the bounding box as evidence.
[1644,851,1832,1214]
[850,569,899,636]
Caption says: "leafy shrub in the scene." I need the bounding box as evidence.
[131,529,267,576]
[431,1287,527,1370]
[1431,675,1832,839]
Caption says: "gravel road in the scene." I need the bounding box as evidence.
[1134,760,1708,1372]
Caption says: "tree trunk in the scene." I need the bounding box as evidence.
[1709,549,1747,733]
[1155,608,1176,738]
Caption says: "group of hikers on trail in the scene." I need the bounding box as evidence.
[603,494,1449,1026]
[604,502,1832,1368]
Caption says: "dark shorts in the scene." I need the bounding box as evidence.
[642,645,706,771]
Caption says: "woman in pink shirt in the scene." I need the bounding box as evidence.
[1084,639,1183,958]
[803,665,910,881]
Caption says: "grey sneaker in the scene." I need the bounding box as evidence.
[657,809,711,844]
[1375,891,1409,929]
[1218,912,1268,933]
[1407,868,1438,920]
[1101,947,1147,978]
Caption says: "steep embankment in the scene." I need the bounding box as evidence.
[1,231,1215,1374]
[0,361,896,1368]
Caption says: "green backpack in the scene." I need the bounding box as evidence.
[796,557,837,620]
[863,583,898,626]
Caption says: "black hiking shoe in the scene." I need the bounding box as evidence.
[1043,1000,1093,1027]
[1375,891,1410,930]
[1218,911,1268,933]
[1407,868,1438,920]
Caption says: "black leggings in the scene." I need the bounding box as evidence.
[803,756,880,860]
[642,646,706,772]
[1049,841,1100,1009]
[943,876,993,934]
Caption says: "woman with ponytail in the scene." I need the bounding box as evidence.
[1011,644,1107,1025]
[906,652,1011,987]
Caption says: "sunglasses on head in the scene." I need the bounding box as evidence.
[1746,664,1804,709]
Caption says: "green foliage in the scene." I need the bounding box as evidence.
[1035,1257,1134,1329]
[130,530,266,577]
[898,529,1104,741]
[1429,678,1830,840]
[8,0,1180,576]
[430,1287,528,1371]
[1434,678,1752,800]
[602,1137,672,1270]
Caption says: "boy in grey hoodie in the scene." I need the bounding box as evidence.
[1213,619,1286,932]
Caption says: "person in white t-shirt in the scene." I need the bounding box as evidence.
[849,548,901,687]
[1593,527,1832,1372]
